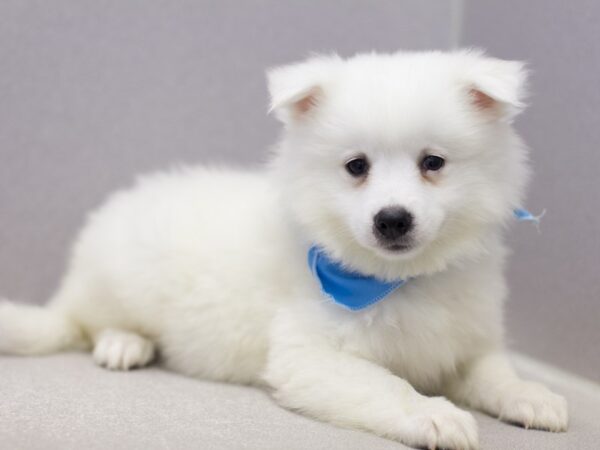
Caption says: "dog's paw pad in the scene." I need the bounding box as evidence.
[401,397,479,450]
[498,381,568,432]
[93,329,154,371]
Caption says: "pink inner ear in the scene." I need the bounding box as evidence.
[295,94,316,114]
[292,86,322,117]
[470,88,496,110]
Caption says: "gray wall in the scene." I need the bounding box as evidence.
[1,1,598,381]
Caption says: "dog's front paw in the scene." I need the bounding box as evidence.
[497,381,568,432]
[399,397,479,450]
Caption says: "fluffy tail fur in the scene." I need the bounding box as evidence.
[0,300,86,355]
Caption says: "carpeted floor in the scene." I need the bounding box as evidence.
[1,353,598,449]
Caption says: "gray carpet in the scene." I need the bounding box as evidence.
[1,353,598,449]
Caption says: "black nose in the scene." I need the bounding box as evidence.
[373,207,414,240]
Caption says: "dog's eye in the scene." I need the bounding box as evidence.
[345,157,370,177]
[420,155,445,172]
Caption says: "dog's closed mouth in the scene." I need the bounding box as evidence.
[384,243,412,252]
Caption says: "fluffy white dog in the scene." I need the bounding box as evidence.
[0,50,567,449]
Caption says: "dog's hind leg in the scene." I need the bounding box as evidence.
[92,328,155,371]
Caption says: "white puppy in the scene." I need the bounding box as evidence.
[0,50,567,449]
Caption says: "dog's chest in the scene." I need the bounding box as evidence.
[335,275,501,393]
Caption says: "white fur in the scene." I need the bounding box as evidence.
[0,50,567,449]
[93,329,155,370]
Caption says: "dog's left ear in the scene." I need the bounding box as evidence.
[462,51,528,121]
[267,55,341,124]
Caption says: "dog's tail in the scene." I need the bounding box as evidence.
[0,300,86,355]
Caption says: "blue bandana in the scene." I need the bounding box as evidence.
[308,246,405,311]
[513,207,545,226]
[308,208,543,311]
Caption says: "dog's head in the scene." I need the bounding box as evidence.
[268,50,529,279]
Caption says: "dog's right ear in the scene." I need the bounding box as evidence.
[267,55,341,124]
[459,50,529,122]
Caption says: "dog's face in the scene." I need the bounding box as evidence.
[269,51,529,277]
